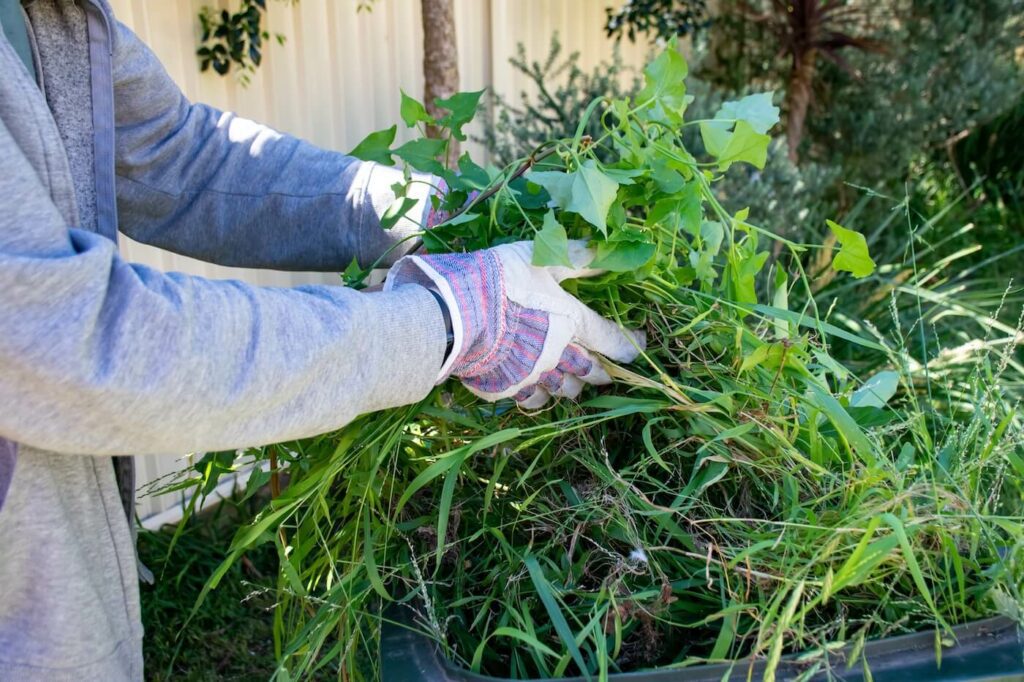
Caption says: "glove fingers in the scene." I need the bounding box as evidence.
[561,345,613,386]
[544,240,606,282]
[516,385,551,410]
[556,374,584,399]
[521,345,605,403]
[558,295,646,363]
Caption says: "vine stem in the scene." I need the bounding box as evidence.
[406,141,581,255]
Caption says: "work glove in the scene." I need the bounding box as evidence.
[383,240,645,408]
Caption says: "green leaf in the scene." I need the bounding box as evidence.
[527,170,572,206]
[532,211,573,267]
[699,120,731,158]
[362,506,391,600]
[395,428,521,512]
[730,250,769,304]
[529,161,621,235]
[717,120,770,171]
[349,125,396,165]
[342,256,365,287]
[827,220,876,278]
[636,38,689,121]
[456,153,491,189]
[525,557,590,677]
[739,342,787,374]
[471,627,560,673]
[701,221,725,255]
[715,92,780,134]
[399,90,433,128]
[851,370,900,408]
[380,196,419,230]
[590,240,656,272]
[394,137,447,174]
[647,181,702,236]
[567,161,621,233]
[808,383,877,465]
[881,513,944,626]
[828,519,900,599]
[601,167,646,185]
[435,90,485,141]
[701,97,773,170]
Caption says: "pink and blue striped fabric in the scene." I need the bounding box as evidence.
[414,249,550,395]
[515,344,594,402]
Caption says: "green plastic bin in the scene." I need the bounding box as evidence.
[380,613,1024,681]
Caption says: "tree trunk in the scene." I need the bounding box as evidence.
[421,0,459,161]
[785,47,817,164]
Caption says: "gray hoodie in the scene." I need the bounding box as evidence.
[0,0,445,678]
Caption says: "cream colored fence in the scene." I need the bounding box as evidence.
[110,0,652,522]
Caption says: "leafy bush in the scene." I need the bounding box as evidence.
[481,35,640,167]
[698,0,1024,186]
[161,43,1024,681]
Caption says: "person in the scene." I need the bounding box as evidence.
[0,1,644,679]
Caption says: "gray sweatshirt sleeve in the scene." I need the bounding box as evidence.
[112,19,431,271]
[0,117,445,457]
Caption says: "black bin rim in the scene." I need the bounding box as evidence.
[380,611,1024,682]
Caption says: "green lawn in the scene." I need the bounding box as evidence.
[139,506,279,681]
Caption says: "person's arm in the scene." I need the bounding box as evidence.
[112,19,432,271]
[0,119,445,456]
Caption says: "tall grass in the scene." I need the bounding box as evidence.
[155,61,1024,678]
[154,183,1024,681]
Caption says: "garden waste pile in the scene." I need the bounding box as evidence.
[182,44,1024,681]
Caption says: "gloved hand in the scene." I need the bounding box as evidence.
[383,240,645,408]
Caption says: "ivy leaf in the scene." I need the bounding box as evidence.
[456,153,491,190]
[394,137,447,175]
[602,168,646,185]
[527,171,573,207]
[699,120,731,158]
[513,177,553,210]
[528,160,614,235]
[590,241,656,272]
[701,220,724,255]
[715,92,780,134]
[400,90,434,128]
[342,256,365,287]
[350,125,396,165]
[717,121,770,171]
[650,156,687,193]
[731,250,770,304]
[532,211,573,268]
[701,92,775,171]
[608,201,627,231]
[380,196,419,230]
[827,219,876,278]
[568,162,621,234]
[636,38,689,122]
[529,161,621,235]
[435,90,485,141]
[647,182,701,236]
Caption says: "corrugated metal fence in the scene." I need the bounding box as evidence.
[108,0,652,521]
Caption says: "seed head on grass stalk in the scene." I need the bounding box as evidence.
[164,39,1024,681]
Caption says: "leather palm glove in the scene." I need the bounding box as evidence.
[384,240,645,408]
